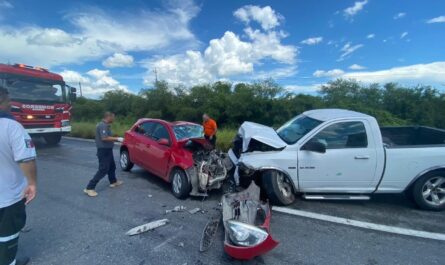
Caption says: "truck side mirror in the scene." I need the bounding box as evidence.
[69,87,77,102]
[302,139,326,153]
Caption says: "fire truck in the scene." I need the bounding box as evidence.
[0,63,76,145]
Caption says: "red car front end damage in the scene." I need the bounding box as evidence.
[222,183,279,260]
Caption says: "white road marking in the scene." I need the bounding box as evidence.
[152,234,179,251]
[272,207,445,241]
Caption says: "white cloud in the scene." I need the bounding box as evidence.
[313,69,345,78]
[60,69,129,98]
[285,84,323,94]
[342,62,445,84]
[102,53,134,68]
[400,32,408,39]
[301,37,323,45]
[426,16,445,24]
[0,1,199,67]
[338,42,364,61]
[0,0,12,8]
[254,65,297,80]
[344,0,368,19]
[366,33,375,39]
[234,5,282,30]
[143,6,297,86]
[349,64,366,70]
[393,12,406,20]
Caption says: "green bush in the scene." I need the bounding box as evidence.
[216,129,237,151]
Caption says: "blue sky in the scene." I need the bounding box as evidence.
[0,0,444,97]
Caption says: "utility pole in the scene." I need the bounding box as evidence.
[153,68,158,83]
[79,82,83,97]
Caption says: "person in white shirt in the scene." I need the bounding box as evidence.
[0,87,37,265]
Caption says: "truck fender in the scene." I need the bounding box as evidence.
[405,166,445,191]
[255,166,299,193]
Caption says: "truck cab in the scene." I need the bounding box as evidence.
[0,63,76,145]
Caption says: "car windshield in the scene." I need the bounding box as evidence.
[173,124,204,141]
[277,115,323,145]
[1,78,66,103]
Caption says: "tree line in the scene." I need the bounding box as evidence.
[72,79,445,129]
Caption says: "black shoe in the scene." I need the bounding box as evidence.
[16,257,30,265]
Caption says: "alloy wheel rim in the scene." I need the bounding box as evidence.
[422,176,445,206]
[277,173,292,199]
[173,173,182,194]
[120,153,128,168]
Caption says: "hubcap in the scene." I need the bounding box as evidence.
[422,176,445,206]
[173,173,182,194]
[120,153,128,168]
[276,172,292,199]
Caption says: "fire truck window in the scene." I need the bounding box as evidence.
[2,79,66,102]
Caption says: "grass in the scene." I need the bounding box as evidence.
[71,121,237,151]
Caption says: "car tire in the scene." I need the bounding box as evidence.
[171,168,190,199]
[262,170,295,206]
[413,172,445,211]
[44,135,61,145]
[120,150,134,171]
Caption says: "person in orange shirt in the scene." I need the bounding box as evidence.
[202,113,217,147]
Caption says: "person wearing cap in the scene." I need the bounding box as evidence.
[84,111,124,197]
[0,86,36,265]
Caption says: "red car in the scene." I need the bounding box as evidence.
[119,119,232,199]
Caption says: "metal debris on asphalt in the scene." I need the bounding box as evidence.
[199,212,222,252]
[178,242,185,247]
[165,205,186,214]
[126,219,169,236]
[148,194,153,198]
[188,207,201,214]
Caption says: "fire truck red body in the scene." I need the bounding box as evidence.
[0,63,76,144]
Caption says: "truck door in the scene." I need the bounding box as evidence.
[298,120,378,192]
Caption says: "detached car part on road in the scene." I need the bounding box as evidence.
[119,119,233,199]
[229,109,445,211]
[222,182,278,260]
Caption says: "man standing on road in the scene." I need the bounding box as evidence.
[202,113,217,148]
[0,87,36,265]
[84,112,124,197]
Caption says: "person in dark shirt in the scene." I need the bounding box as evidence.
[84,112,124,197]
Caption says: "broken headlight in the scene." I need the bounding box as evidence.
[227,220,268,247]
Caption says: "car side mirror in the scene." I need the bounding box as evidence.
[157,138,170,146]
[302,140,326,153]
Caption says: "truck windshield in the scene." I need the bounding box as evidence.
[173,124,204,141]
[1,78,66,103]
[277,115,322,145]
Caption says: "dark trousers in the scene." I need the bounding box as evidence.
[205,135,217,147]
[86,148,117,190]
[0,199,26,265]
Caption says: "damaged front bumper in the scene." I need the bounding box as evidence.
[222,182,279,260]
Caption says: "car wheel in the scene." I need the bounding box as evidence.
[120,150,134,171]
[413,172,445,211]
[171,168,190,199]
[262,170,295,206]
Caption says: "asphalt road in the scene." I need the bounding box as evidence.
[17,138,445,265]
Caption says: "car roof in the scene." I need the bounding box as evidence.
[303,109,372,122]
[136,118,200,127]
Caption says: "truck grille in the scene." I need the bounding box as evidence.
[23,124,54,129]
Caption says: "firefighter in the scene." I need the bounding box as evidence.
[0,86,36,265]
[84,112,124,197]
[202,113,217,147]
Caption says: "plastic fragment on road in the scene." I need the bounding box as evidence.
[199,212,222,252]
[126,219,169,236]
[148,194,153,198]
[188,207,201,214]
[165,205,186,214]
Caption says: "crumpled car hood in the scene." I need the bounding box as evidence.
[238,121,287,152]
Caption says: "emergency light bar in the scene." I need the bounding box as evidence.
[14,63,49,72]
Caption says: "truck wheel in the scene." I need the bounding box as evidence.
[262,170,295,206]
[171,168,190,199]
[412,172,445,211]
[119,150,134,171]
[44,135,61,145]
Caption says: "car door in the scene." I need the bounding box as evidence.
[131,121,156,169]
[298,120,378,192]
[145,123,172,180]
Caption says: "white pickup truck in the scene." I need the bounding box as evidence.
[229,109,445,211]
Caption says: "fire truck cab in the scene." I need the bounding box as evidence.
[0,63,76,145]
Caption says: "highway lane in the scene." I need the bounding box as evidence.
[16,138,445,265]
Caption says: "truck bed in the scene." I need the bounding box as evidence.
[381,126,445,147]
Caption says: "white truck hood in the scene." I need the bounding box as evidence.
[238,121,287,152]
